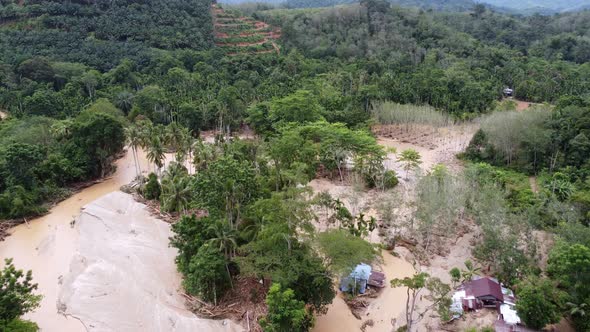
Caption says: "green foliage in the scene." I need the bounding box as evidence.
[0,0,215,70]
[398,149,421,179]
[547,242,590,303]
[171,215,216,274]
[0,259,42,326]
[317,229,377,274]
[192,156,260,225]
[391,272,451,331]
[183,243,230,304]
[269,90,323,127]
[143,173,161,200]
[68,112,125,178]
[260,284,313,332]
[382,170,400,189]
[160,164,191,213]
[2,1,590,328]
[0,110,123,219]
[515,277,565,330]
[449,268,461,285]
[4,318,39,332]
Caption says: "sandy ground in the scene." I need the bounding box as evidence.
[0,109,7,119]
[515,100,532,111]
[58,192,240,332]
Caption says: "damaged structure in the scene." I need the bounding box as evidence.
[339,263,386,294]
[451,277,523,330]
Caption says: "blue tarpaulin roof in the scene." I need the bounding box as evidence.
[339,263,372,294]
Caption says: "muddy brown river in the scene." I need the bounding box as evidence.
[0,150,141,331]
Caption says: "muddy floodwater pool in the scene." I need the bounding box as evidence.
[0,150,142,331]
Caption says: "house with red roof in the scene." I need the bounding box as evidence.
[450,277,524,330]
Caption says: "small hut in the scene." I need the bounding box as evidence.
[339,264,386,294]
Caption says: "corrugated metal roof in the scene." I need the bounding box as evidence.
[466,277,503,301]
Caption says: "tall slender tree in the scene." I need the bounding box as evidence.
[146,136,165,176]
[125,124,142,178]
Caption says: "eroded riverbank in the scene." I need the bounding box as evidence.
[59,191,239,331]
[0,150,141,331]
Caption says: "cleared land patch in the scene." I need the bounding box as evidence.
[212,3,281,56]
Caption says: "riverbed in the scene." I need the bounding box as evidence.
[313,250,415,332]
[0,149,142,331]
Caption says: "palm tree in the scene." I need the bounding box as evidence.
[182,130,195,174]
[461,260,482,282]
[193,140,214,172]
[208,221,238,288]
[166,122,184,150]
[50,119,73,141]
[398,149,422,180]
[114,91,134,115]
[208,222,238,259]
[170,125,191,167]
[566,301,587,318]
[146,136,165,176]
[160,171,191,213]
[125,124,142,178]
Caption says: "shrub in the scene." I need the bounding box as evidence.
[143,173,161,200]
[383,170,399,189]
[5,319,39,332]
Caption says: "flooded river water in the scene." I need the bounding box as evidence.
[0,150,140,331]
[313,251,415,332]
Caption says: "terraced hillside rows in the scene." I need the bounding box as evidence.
[212,3,280,56]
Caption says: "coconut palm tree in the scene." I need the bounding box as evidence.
[208,221,238,288]
[146,136,165,176]
[125,124,142,178]
[166,122,184,150]
[170,126,191,167]
[461,260,482,282]
[114,91,134,114]
[193,140,214,172]
[183,130,195,174]
[160,174,191,213]
[566,301,587,318]
[50,119,73,141]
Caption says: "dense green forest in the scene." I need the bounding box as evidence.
[1,0,590,331]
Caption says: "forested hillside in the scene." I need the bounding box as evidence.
[478,0,589,13]
[222,0,478,11]
[0,0,217,219]
[0,0,214,70]
[257,3,590,107]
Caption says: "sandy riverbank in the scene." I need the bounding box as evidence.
[58,191,240,332]
[0,148,185,331]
